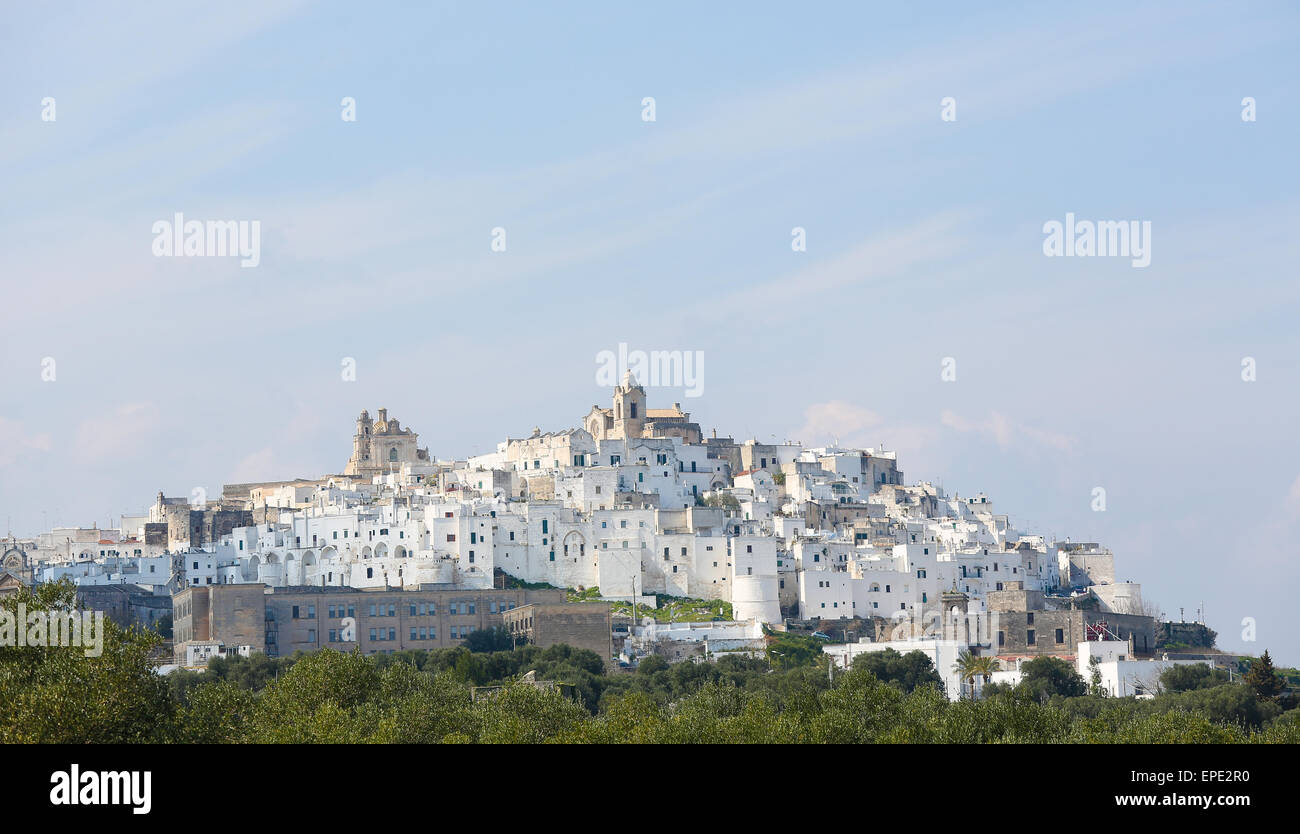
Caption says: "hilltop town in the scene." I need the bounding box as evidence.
[1,372,1222,698]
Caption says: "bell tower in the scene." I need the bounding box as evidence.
[612,369,646,439]
[346,410,373,476]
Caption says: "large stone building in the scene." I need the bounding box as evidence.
[172,583,568,662]
[0,539,34,584]
[502,602,613,663]
[173,584,267,662]
[149,491,252,551]
[584,371,702,444]
[345,408,431,479]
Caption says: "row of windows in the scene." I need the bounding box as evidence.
[294,599,521,619]
[996,627,1067,646]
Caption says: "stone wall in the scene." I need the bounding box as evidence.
[504,602,612,663]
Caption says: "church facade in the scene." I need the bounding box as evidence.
[344,408,430,478]
[583,371,703,444]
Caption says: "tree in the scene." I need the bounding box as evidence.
[1159,663,1229,693]
[176,680,255,743]
[1244,651,1285,703]
[1088,656,1105,696]
[1016,656,1087,702]
[704,493,740,511]
[464,625,515,653]
[0,578,174,743]
[853,648,943,694]
[245,648,382,743]
[953,651,999,700]
[637,654,669,675]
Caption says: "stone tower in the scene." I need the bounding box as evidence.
[612,369,646,440]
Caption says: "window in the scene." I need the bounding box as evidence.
[1055,628,1064,644]
[1027,629,1036,645]
[1027,612,1034,625]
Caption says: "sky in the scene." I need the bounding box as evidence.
[1,1,1297,662]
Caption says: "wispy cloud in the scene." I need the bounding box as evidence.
[940,409,1076,454]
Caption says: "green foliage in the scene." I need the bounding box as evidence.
[246,648,382,743]
[609,595,732,623]
[464,625,517,653]
[176,680,256,743]
[1159,663,1230,693]
[1243,650,1285,702]
[1016,655,1087,701]
[0,579,174,743]
[851,648,944,694]
[952,650,1000,699]
[3,597,1296,744]
[765,630,823,670]
[703,493,741,511]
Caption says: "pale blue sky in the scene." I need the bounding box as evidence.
[2,2,1298,661]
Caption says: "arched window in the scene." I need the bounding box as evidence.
[630,403,638,418]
